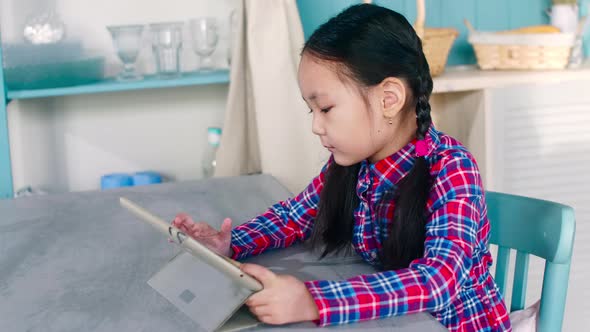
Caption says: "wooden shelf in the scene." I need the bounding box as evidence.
[433,62,590,94]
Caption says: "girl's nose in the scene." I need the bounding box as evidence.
[311,112,326,136]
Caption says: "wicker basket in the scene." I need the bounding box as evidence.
[414,0,459,76]
[362,0,458,76]
[465,20,575,70]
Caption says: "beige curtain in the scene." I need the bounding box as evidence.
[215,0,329,193]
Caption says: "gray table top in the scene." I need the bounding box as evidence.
[0,175,446,332]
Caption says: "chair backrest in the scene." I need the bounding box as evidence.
[485,191,576,332]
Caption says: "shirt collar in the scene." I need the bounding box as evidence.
[362,125,439,190]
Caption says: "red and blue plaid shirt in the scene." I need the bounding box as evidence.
[231,126,512,331]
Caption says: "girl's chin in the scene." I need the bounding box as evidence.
[332,153,362,167]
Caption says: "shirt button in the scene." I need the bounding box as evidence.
[371,252,378,259]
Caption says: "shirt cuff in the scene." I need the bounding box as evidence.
[230,234,249,260]
[304,280,337,327]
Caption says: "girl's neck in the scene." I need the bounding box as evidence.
[368,114,417,164]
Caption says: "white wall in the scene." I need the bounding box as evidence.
[488,81,590,331]
[2,0,236,193]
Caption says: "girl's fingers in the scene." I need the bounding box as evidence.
[245,296,264,307]
[192,223,218,237]
[258,315,276,325]
[173,215,189,228]
[171,217,182,228]
[179,222,192,234]
[245,289,270,307]
[172,218,226,242]
[172,220,187,234]
[248,304,271,317]
[191,224,204,237]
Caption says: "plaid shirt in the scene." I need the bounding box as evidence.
[231,126,512,332]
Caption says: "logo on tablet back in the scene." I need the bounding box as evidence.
[179,289,196,304]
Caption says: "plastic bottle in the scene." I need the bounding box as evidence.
[202,127,222,178]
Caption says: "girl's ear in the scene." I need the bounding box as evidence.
[380,77,407,120]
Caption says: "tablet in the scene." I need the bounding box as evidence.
[119,197,263,292]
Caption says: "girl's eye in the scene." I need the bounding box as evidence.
[308,107,333,114]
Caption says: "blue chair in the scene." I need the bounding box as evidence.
[486,191,576,332]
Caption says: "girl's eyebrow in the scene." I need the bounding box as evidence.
[302,92,328,102]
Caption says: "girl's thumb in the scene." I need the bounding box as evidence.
[220,218,232,234]
[241,263,276,285]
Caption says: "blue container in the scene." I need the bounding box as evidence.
[132,171,163,186]
[101,173,133,190]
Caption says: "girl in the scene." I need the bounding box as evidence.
[172,4,511,331]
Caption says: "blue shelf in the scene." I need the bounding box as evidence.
[0,68,230,199]
[6,69,230,100]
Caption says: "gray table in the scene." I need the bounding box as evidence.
[0,175,446,331]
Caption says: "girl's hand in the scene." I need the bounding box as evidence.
[171,213,232,257]
[242,264,320,325]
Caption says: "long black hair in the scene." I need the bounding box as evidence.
[304,4,433,270]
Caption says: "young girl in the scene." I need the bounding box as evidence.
[172,4,511,331]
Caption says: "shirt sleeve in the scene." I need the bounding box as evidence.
[304,155,483,326]
[230,159,331,260]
